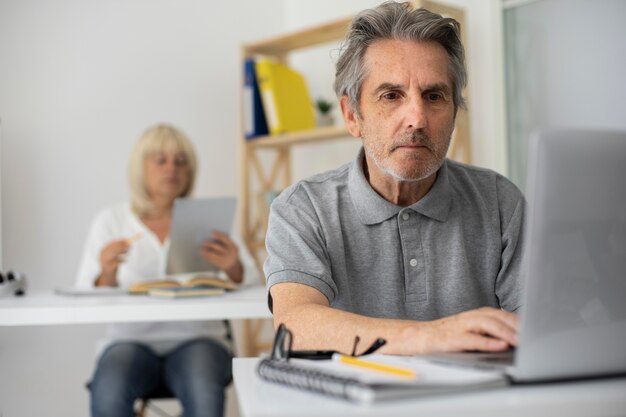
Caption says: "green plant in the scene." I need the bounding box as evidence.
[315,97,334,115]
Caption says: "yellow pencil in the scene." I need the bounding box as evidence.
[126,233,143,244]
[334,354,418,379]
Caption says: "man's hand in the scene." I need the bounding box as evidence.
[201,231,243,283]
[414,307,518,353]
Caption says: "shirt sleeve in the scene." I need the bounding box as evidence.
[74,209,116,289]
[263,185,337,308]
[230,232,260,286]
[495,176,526,312]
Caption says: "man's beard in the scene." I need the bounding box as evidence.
[364,129,451,182]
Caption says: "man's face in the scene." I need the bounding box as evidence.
[342,39,456,183]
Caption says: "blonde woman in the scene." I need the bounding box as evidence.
[76,124,256,417]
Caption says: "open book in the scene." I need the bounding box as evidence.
[257,354,508,403]
[128,275,237,297]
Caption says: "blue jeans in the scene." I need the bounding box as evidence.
[89,338,232,417]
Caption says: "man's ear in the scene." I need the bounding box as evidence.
[340,96,361,138]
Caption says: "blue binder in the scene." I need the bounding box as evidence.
[243,58,269,139]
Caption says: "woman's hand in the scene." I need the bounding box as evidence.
[95,235,138,287]
[201,231,244,283]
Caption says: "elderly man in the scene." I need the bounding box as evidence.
[265,2,524,355]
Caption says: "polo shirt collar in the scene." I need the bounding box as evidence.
[349,148,452,225]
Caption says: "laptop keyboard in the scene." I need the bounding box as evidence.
[473,350,515,365]
[424,349,516,371]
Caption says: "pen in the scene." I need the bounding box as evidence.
[126,233,143,244]
[333,354,418,379]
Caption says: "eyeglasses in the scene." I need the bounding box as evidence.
[271,323,386,361]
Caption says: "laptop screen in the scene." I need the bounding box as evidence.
[515,128,626,381]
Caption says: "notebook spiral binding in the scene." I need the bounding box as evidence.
[256,358,367,402]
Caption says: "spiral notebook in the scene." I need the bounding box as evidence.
[256,354,508,403]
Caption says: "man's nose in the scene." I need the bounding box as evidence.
[405,96,428,130]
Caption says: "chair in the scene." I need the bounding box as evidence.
[135,383,179,417]
[85,380,178,417]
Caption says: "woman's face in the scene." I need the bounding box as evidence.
[143,149,190,204]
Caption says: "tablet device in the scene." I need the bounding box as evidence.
[166,197,237,275]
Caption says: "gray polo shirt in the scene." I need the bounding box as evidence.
[264,148,525,320]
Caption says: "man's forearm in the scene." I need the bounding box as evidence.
[270,283,518,355]
[272,297,424,355]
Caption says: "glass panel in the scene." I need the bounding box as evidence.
[503,0,626,189]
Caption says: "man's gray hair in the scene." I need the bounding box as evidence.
[334,1,467,113]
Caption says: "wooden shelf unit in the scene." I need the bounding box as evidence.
[238,15,356,357]
[239,17,356,280]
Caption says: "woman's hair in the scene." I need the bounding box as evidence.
[334,1,467,114]
[128,123,198,216]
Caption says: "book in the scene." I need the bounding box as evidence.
[243,57,269,139]
[254,58,315,135]
[128,275,237,295]
[256,354,508,404]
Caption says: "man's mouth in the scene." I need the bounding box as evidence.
[392,142,428,152]
[392,131,431,152]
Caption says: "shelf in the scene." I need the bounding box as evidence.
[243,16,352,57]
[245,125,352,149]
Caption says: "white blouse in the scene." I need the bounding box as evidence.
[75,202,259,356]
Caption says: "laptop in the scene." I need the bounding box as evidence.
[166,196,237,275]
[424,128,626,382]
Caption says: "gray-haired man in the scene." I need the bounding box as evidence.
[265,1,524,355]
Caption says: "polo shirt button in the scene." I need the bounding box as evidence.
[409,258,418,267]
[402,213,410,220]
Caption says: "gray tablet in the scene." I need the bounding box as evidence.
[166,197,237,275]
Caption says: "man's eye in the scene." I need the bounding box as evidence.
[426,92,444,102]
[381,91,401,101]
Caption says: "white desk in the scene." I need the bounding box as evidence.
[0,285,270,326]
[233,357,626,417]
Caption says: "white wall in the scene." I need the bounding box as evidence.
[0,1,282,416]
[0,1,505,416]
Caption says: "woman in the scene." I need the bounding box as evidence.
[76,124,256,417]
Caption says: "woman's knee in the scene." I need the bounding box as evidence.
[166,338,233,387]
[90,342,161,401]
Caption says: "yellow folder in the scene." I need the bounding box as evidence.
[254,58,315,135]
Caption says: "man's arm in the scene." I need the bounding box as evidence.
[271,282,519,355]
